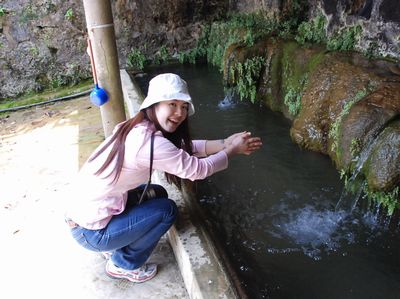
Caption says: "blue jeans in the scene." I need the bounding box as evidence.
[70,194,178,270]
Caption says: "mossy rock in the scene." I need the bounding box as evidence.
[363,119,400,191]
[338,82,400,171]
[290,52,379,155]
[257,39,326,118]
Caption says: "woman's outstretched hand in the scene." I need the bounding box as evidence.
[224,132,262,157]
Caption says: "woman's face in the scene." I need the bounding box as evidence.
[154,100,189,132]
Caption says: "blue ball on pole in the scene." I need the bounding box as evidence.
[90,83,109,106]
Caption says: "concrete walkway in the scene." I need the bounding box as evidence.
[0,71,242,299]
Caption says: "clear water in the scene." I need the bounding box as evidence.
[136,64,400,299]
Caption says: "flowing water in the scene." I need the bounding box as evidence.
[136,64,400,299]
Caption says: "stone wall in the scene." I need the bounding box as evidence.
[231,0,400,59]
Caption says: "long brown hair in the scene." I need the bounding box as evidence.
[88,104,193,189]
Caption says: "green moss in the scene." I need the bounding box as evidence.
[263,50,282,110]
[329,88,368,156]
[364,186,399,216]
[329,80,379,162]
[281,42,316,116]
[307,50,325,73]
[282,42,302,87]
[0,79,92,111]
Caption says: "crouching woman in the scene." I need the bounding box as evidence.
[65,73,262,283]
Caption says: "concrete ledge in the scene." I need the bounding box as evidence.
[120,69,242,299]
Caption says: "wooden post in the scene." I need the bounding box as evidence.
[82,0,126,137]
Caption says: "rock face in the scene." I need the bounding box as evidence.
[230,0,400,59]
[318,0,400,60]
[0,1,89,97]
[0,0,230,99]
[363,119,400,191]
[291,56,400,192]
[224,37,399,193]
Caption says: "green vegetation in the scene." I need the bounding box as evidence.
[0,79,92,113]
[296,15,363,53]
[327,25,362,52]
[176,13,295,103]
[174,12,331,105]
[284,85,303,116]
[64,8,74,21]
[281,42,316,117]
[339,168,399,215]
[0,7,6,17]
[229,56,265,103]
[178,13,284,71]
[329,88,369,155]
[295,15,327,45]
[153,45,170,65]
[127,48,147,70]
[365,185,399,216]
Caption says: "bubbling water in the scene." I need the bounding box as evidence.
[269,204,352,259]
[217,92,236,110]
[266,201,391,260]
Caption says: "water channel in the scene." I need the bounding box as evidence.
[136,64,400,299]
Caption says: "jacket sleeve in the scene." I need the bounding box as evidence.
[192,140,207,157]
[136,135,228,181]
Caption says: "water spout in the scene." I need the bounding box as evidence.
[218,90,236,110]
[335,135,380,212]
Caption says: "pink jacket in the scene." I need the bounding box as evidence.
[66,120,228,229]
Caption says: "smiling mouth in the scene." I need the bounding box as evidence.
[168,119,180,125]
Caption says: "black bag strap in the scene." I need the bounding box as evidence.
[138,132,155,204]
[148,131,155,182]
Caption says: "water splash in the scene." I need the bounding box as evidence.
[266,199,394,260]
[217,91,236,110]
[269,204,352,259]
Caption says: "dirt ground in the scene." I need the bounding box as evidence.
[0,96,189,299]
[0,97,104,296]
[0,96,103,227]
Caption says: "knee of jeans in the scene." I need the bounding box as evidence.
[163,198,178,221]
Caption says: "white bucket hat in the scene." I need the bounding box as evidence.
[140,73,195,116]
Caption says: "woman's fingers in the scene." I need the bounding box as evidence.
[227,132,262,156]
[244,137,262,154]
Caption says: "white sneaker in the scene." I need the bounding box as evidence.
[101,251,112,260]
[105,260,157,283]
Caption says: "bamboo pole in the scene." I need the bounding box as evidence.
[82,0,126,137]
